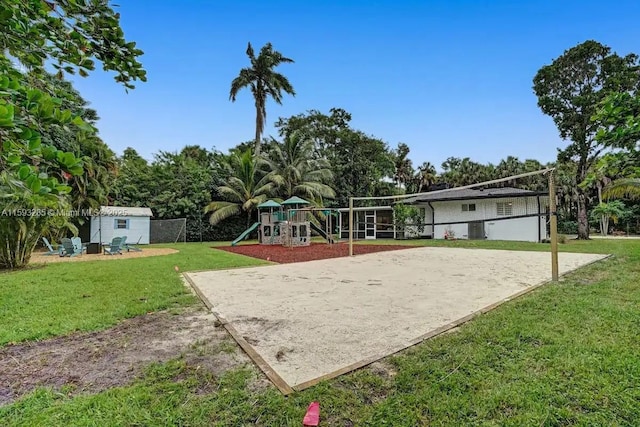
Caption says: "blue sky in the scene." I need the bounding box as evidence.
[69,0,640,171]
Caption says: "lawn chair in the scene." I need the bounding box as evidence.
[59,238,80,257]
[71,237,87,255]
[103,237,123,255]
[42,237,62,255]
[121,236,142,252]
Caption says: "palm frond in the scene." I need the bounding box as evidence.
[205,202,241,225]
[603,178,640,200]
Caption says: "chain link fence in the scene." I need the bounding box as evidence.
[150,218,187,243]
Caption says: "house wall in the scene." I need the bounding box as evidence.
[422,196,546,242]
[90,216,151,244]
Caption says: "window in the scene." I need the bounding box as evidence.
[114,219,129,229]
[497,202,513,216]
[462,203,476,212]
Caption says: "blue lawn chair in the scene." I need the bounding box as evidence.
[103,237,124,255]
[42,237,62,255]
[71,237,87,255]
[59,238,81,257]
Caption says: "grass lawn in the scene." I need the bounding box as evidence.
[2,239,639,425]
[0,243,267,345]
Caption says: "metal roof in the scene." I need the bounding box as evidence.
[257,200,282,208]
[98,206,153,217]
[399,187,543,204]
[281,196,310,205]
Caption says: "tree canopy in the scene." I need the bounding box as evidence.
[0,0,146,268]
[533,40,640,238]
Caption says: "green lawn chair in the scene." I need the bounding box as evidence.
[103,237,123,255]
[42,237,62,255]
[59,238,80,257]
[121,236,142,252]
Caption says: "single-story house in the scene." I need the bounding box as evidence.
[336,187,549,242]
[90,206,153,245]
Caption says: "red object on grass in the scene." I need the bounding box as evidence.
[303,401,320,426]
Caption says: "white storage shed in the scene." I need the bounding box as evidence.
[90,206,153,245]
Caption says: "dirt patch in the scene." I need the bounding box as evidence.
[0,306,251,406]
[215,242,415,263]
[29,247,178,264]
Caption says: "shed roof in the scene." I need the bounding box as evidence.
[399,187,543,204]
[98,206,153,217]
[281,196,310,205]
[257,200,282,208]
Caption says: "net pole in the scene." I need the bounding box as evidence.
[349,197,354,256]
[548,171,559,281]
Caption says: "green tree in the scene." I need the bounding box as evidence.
[110,148,154,207]
[274,108,396,205]
[590,201,627,236]
[230,42,295,156]
[440,157,490,187]
[330,130,395,206]
[593,92,640,201]
[275,107,352,156]
[267,132,335,204]
[0,0,145,268]
[532,40,639,239]
[205,148,275,226]
[392,143,414,190]
[27,72,118,213]
[414,161,437,193]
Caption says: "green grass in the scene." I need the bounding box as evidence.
[0,243,267,345]
[2,239,640,425]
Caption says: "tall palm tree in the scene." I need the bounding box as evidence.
[416,162,437,192]
[603,178,640,200]
[267,132,335,204]
[205,148,275,226]
[392,143,413,189]
[230,42,296,156]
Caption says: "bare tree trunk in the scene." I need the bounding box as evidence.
[576,192,590,239]
[575,160,590,240]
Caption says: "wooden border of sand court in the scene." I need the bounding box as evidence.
[182,272,294,395]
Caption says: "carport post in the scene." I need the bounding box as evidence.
[349,197,354,256]
[548,171,559,281]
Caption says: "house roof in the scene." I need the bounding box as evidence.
[399,187,544,204]
[99,206,153,217]
[257,200,282,209]
[281,196,310,205]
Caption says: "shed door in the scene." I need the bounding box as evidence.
[468,221,485,240]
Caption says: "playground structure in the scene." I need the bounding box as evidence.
[231,196,339,247]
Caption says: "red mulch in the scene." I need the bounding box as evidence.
[214,242,416,264]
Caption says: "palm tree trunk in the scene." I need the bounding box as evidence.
[254,107,261,157]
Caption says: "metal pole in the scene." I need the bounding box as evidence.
[548,171,559,281]
[349,197,354,256]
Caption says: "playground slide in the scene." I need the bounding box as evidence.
[231,222,260,246]
[310,222,335,244]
